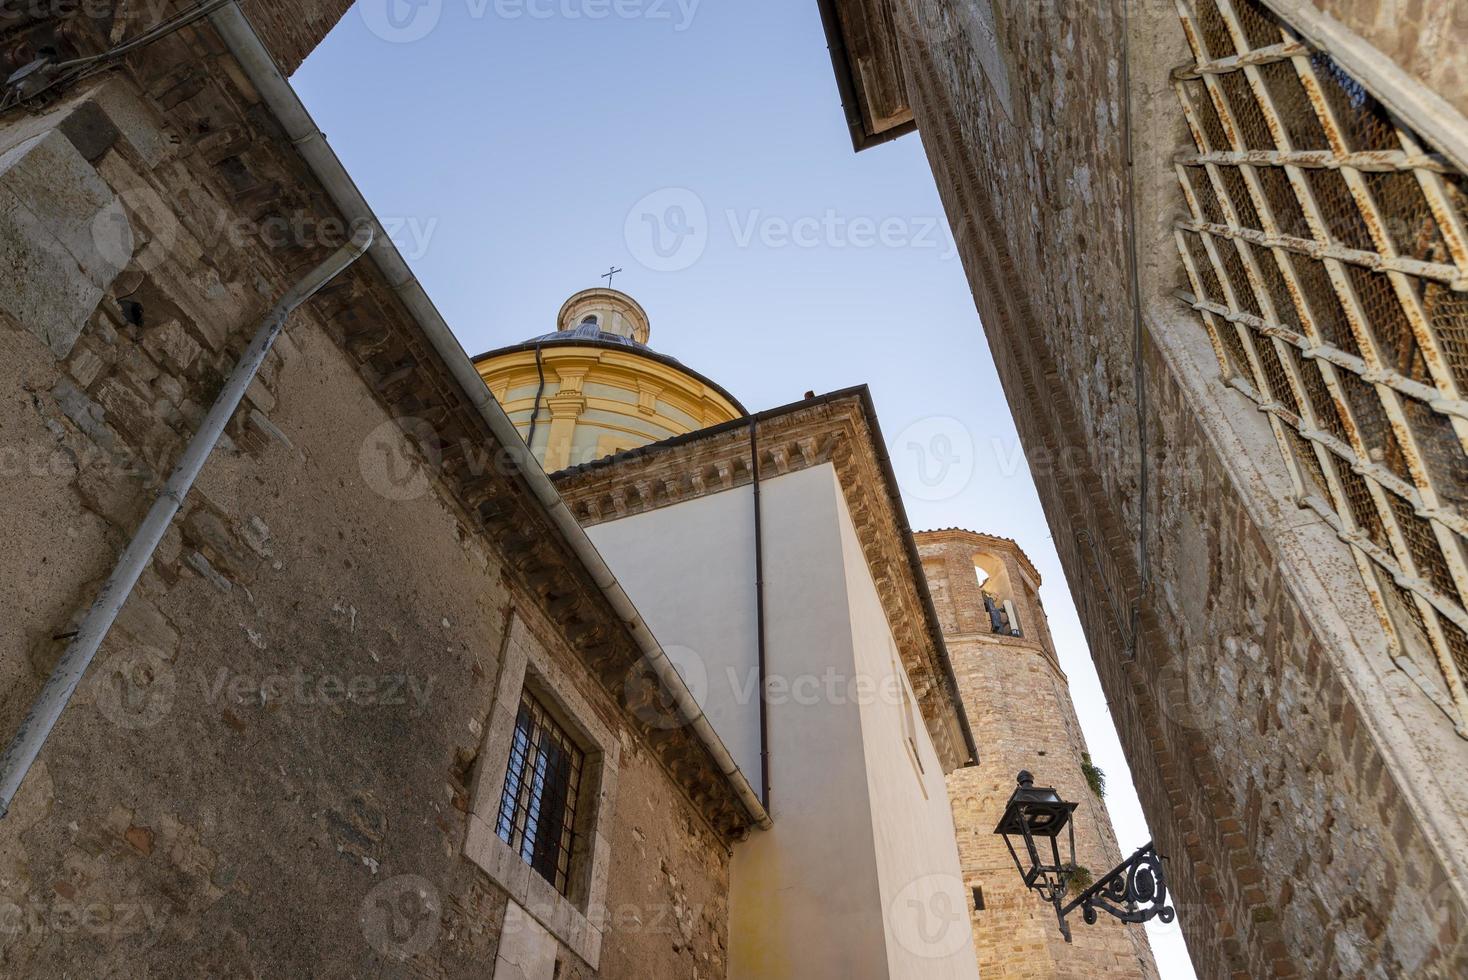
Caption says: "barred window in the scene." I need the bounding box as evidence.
[1171,0,1468,736]
[495,690,586,895]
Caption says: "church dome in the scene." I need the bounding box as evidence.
[473,287,744,472]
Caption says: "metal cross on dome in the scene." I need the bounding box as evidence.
[601,266,623,289]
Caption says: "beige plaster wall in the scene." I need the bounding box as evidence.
[719,464,977,980]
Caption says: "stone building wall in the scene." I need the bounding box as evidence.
[0,19,732,978]
[243,0,355,75]
[919,531,1157,979]
[883,0,1468,977]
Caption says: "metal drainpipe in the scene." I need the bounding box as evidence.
[0,228,374,819]
[525,342,547,453]
[749,417,771,810]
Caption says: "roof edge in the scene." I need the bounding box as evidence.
[554,387,981,769]
[472,337,749,417]
[815,0,918,152]
[915,528,1044,586]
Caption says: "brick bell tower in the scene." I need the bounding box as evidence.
[916,529,1159,979]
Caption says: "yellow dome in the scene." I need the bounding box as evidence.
[473,288,745,472]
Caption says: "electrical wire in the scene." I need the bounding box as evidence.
[3,0,235,110]
[1121,0,1152,660]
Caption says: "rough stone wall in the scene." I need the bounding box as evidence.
[919,532,1157,979]
[0,51,728,980]
[888,0,1468,977]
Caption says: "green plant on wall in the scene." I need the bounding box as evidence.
[1081,753,1106,798]
[1064,863,1094,893]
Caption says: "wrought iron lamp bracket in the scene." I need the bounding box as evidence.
[1056,841,1175,942]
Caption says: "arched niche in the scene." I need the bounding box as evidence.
[973,551,1023,637]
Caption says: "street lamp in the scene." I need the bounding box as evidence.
[994,771,1175,942]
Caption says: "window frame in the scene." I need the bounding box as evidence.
[494,689,587,896]
[466,613,619,970]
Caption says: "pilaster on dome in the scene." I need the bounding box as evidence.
[557,288,651,346]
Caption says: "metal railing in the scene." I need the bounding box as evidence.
[1170,0,1468,735]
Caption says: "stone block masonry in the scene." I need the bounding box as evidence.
[920,530,1158,979]
[0,130,131,358]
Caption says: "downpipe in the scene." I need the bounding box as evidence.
[750,417,771,811]
[0,227,374,818]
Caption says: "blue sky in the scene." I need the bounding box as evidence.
[296,2,1197,974]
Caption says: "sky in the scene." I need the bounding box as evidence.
[295,2,1198,975]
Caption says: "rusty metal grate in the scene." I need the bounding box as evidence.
[1171,0,1468,736]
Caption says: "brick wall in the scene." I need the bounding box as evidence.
[920,531,1158,979]
[888,0,1468,976]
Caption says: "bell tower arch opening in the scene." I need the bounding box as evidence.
[973,550,1022,638]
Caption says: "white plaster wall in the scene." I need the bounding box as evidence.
[583,486,762,782]
[727,464,889,978]
[585,463,977,978]
[835,489,980,979]
[587,463,974,977]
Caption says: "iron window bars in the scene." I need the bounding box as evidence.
[1170,0,1468,737]
[496,689,587,895]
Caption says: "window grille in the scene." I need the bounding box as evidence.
[496,690,586,895]
[1170,0,1468,736]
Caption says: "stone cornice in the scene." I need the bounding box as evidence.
[916,527,1044,588]
[552,391,974,772]
[944,630,1069,683]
